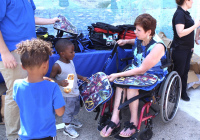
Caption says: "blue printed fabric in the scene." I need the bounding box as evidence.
[129,35,168,91]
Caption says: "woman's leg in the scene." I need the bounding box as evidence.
[100,87,127,137]
[120,88,139,136]
[172,49,192,101]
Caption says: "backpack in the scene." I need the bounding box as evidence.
[35,26,56,48]
[116,25,136,49]
[88,22,122,50]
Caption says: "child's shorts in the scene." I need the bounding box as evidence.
[62,96,80,123]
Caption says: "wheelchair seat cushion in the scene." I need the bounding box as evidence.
[114,73,158,87]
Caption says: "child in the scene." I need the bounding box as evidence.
[50,39,87,138]
[13,39,65,140]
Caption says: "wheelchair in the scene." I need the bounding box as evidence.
[97,48,182,140]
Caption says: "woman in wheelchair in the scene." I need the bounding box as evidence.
[100,13,168,138]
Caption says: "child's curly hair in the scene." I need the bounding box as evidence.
[16,39,53,68]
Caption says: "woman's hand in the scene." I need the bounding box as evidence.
[108,74,118,82]
[117,39,127,46]
[51,17,60,24]
[195,39,199,45]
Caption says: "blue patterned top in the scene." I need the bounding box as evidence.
[130,35,168,90]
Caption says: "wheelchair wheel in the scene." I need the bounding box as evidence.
[122,64,132,72]
[140,128,153,140]
[160,71,181,123]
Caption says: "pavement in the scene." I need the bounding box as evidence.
[1,86,200,140]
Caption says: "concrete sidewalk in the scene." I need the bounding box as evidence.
[1,101,200,140]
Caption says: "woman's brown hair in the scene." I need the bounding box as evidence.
[134,13,157,36]
[176,0,185,6]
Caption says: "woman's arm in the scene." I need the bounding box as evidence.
[195,28,200,45]
[176,19,200,38]
[117,39,135,46]
[108,44,165,81]
[35,17,60,25]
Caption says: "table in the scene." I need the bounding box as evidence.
[0,49,132,83]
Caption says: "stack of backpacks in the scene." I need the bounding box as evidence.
[88,22,136,50]
[35,22,137,52]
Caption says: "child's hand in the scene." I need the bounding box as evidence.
[59,80,69,87]
[82,77,89,82]
[43,76,53,81]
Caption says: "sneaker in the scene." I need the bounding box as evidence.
[63,124,79,138]
[71,118,83,128]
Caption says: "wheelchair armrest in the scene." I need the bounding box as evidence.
[120,57,133,61]
[160,63,172,69]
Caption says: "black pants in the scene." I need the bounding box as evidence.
[172,49,193,96]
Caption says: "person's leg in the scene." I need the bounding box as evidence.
[181,50,193,99]
[100,87,126,137]
[172,49,191,101]
[72,96,80,116]
[62,97,75,124]
[0,51,27,140]
[119,88,139,137]
[70,96,82,128]
[62,97,79,138]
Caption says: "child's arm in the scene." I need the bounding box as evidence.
[77,74,88,82]
[55,106,65,116]
[50,63,68,87]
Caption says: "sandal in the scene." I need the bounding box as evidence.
[119,121,138,138]
[100,120,121,137]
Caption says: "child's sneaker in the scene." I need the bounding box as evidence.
[63,124,79,138]
[71,118,83,128]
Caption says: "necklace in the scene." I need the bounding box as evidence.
[142,37,153,46]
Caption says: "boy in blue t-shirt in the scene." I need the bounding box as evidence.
[13,39,65,140]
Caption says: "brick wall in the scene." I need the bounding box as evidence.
[34,0,200,40]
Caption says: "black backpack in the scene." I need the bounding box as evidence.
[88,23,122,50]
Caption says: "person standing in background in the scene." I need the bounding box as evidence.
[171,0,200,101]
[0,0,60,139]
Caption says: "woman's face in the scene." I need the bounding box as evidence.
[186,0,193,9]
[134,25,150,41]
